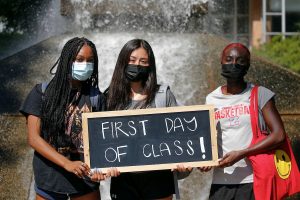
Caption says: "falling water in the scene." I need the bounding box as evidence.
[66,0,209,32]
[57,0,215,101]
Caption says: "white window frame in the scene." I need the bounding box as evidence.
[262,0,299,43]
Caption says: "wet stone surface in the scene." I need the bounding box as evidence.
[0,116,33,200]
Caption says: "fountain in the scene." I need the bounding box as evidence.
[0,0,299,199]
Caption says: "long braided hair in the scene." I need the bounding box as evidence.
[41,37,99,148]
[105,39,158,111]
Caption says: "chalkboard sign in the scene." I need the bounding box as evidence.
[82,105,218,173]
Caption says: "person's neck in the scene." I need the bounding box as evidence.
[130,81,144,94]
[71,79,82,90]
[130,81,147,100]
[222,79,247,95]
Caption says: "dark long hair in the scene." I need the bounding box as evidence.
[106,39,157,110]
[41,37,99,148]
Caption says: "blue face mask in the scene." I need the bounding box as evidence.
[71,62,94,81]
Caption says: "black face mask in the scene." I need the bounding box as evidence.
[125,64,151,82]
[221,63,249,79]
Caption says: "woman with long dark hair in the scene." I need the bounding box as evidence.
[20,37,107,200]
[106,39,178,200]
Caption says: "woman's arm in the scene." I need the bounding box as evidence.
[219,99,286,167]
[27,115,90,178]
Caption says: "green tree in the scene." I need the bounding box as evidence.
[254,35,300,73]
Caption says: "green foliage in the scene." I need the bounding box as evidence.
[254,35,300,73]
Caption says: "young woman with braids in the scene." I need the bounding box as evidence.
[200,43,286,199]
[103,38,182,200]
[20,37,118,200]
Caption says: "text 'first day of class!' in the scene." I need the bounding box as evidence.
[83,106,218,171]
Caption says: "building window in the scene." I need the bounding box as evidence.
[209,0,250,46]
[262,0,300,43]
[286,0,300,32]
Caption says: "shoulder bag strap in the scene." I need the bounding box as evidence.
[250,85,263,140]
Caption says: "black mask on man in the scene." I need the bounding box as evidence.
[125,64,151,82]
[221,64,248,79]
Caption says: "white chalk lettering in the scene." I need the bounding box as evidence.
[105,147,118,162]
[174,140,183,155]
[116,145,128,162]
[128,121,137,136]
[101,120,151,139]
[101,122,112,140]
[142,140,195,159]
[110,122,114,138]
[143,144,152,158]
[159,143,171,156]
[165,118,173,133]
[164,116,199,133]
[139,120,149,136]
[186,140,194,155]
[184,116,197,131]
[115,122,129,138]
[174,117,185,132]
[152,144,161,158]
[104,145,128,163]
[199,137,206,159]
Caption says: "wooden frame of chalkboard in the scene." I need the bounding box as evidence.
[82,105,218,173]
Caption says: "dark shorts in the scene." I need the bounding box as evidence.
[110,170,175,200]
[35,184,93,200]
[209,183,255,200]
